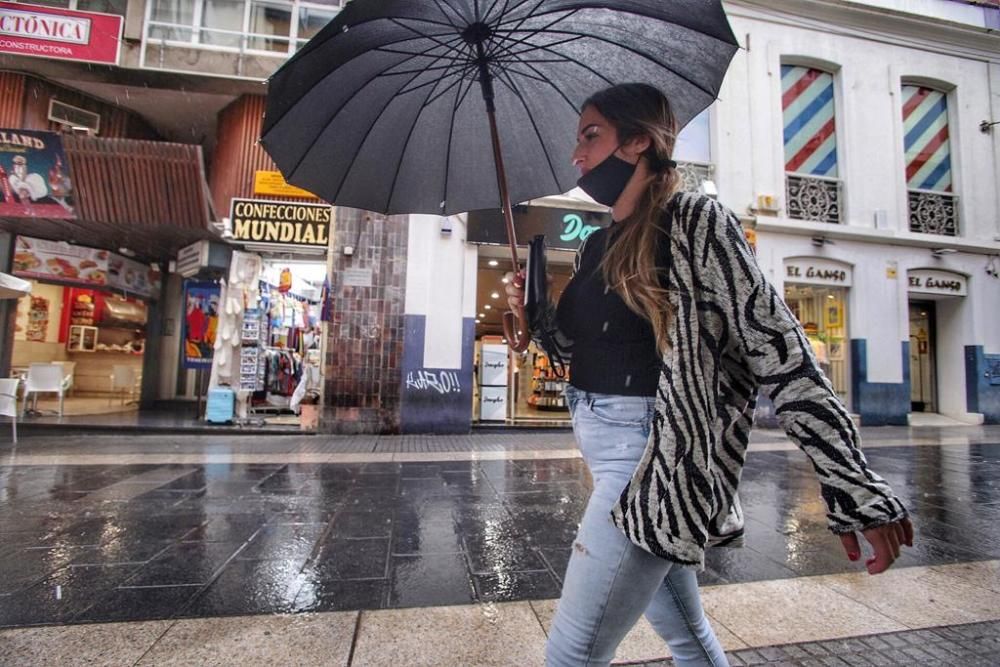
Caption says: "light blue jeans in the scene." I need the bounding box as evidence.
[546,386,729,667]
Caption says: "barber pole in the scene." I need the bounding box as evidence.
[781,65,838,177]
[902,85,952,193]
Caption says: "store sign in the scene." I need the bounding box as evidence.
[0,129,75,219]
[253,170,318,199]
[907,269,967,297]
[229,198,332,248]
[12,235,107,286]
[0,2,122,64]
[467,206,610,251]
[784,258,853,287]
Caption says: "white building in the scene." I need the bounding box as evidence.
[408,0,1000,431]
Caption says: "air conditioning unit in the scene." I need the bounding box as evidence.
[48,99,101,135]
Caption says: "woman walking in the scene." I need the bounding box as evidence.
[506,83,913,667]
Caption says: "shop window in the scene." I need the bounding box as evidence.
[144,0,343,56]
[781,64,842,224]
[200,0,244,48]
[901,84,958,236]
[783,284,849,401]
[18,0,126,14]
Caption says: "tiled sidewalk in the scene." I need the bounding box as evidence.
[1,565,998,665]
[641,621,1000,666]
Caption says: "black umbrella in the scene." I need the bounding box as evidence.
[261,0,738,349]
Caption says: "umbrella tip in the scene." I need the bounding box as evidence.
[439,200,446,209]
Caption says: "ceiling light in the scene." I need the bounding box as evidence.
[479,313,485,318]
[484,304,491,310]
[827,294,835,300]
[488,259,499,267]
[490,292,500,299]
[501,277,509,284]
[474,319,480,324]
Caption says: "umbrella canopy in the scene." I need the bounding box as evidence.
[0,272,31,300]
[261,0,739,217]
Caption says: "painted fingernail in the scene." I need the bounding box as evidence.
[848,551,860,561]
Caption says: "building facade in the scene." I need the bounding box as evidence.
[0,0,997,432]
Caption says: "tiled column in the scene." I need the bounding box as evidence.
[324,209,408,434]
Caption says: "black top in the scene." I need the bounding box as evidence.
[556,226,663,397]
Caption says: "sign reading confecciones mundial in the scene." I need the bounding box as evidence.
[228,198,332,248]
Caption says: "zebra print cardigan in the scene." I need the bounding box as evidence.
[538,192,907,568]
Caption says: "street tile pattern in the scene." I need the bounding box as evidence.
[0,441,998,627]
[635,621,1000,666]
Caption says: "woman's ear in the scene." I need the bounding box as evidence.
[621,135,651,159]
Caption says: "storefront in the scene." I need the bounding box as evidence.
[10,235,160,416]
[782,257,853,404]
[906,268,968,415]
[467,203,608,426]
[192,196,331,429]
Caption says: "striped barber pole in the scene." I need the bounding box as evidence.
[782,65,838,177]
[902,86,952,193]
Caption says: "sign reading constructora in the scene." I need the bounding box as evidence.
[0,2,123,65]
[229,198,332,248]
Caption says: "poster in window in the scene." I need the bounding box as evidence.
[26,296,49,342]
[0,129,75,219]
[183,281,220,368]
[824,302,842,329]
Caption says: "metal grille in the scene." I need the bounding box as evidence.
[676,161,715,193]
[908,190,958,236]
[786,173,842,224]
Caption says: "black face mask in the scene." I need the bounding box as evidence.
[576,152,636,207]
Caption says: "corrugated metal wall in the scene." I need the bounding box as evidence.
[210,94,303,218]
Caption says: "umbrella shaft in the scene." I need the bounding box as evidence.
[486,108,519,271]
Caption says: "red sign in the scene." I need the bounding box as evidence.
[0,2,122,65]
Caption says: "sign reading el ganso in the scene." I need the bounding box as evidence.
[229,198,332,247]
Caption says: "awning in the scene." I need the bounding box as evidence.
[0,272,31,299]
[0,135,218,261]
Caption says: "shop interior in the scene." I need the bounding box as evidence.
[908,301,937,413]
[12,282,148,417]
[238,257,326,427]
[783,283,849,402]
[473,248,575,425]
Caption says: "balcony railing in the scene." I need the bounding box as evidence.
[676,161,715,194]
[908,189,958,236]
[785,173,842,224]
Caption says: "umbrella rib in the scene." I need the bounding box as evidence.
[398,59,477,99]
[481,0,508,27]
[440,52,476,214]
[513,56,600,113]
[302,51,471,203]
[490,65,564,196]
[490,0,548,36]
[488,33,583,65]
[383,52,472,213]
[499,27,721,99]
[375,45,470,63]
[388,18,466,55]
[429,0,463,31]
[266,30,462,134]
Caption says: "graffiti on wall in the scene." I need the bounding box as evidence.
[405,370,462,395]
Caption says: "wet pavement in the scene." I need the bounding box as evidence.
[1,430,998,629]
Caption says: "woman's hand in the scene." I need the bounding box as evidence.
[504,271,525,314]
[839,517,914,574]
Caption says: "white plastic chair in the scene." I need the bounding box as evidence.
[109,365,138,406]
[24,363,72,416]
[0,378,18,443]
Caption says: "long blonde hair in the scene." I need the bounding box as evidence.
[585,84,681,355]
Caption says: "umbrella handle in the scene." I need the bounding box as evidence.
[502,309,531,353]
